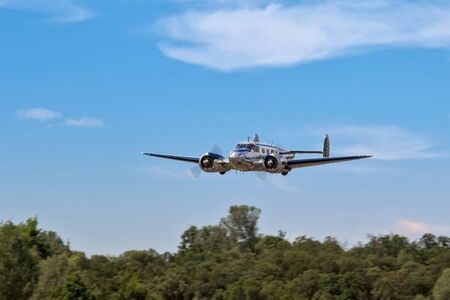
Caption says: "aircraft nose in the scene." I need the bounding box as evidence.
[229,150,246,159]
[229,151,239,159]
[229,150,250,169]
[229,151,243,163]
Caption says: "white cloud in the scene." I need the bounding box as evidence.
[0,0,92,23]
[173,0,273,8]
[16,109,105,128]
[159,0,450,71]
[394,219,432,235]
[330,125,441,160]
[16,108,60,121]
[65,117,103,127]
[392,219,450,237]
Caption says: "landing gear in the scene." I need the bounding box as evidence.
[219,172,226,175]
[281,172,289,176]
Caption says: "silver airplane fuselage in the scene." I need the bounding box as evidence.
[228,142,293,171]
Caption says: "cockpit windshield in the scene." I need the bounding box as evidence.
[235,143,255,150]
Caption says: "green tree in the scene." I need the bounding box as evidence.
[1,206,450,299]
[114,250,165,299]
[337,270,369,299]
[220,205,261,249]
[179,226,199,251]
[0,220,39,300]
[32,251,98,300]
[32,254,70,299]
[433,268,450,300]
[285,270,321,299]
[418,234,439,249]
[61,273,94,300]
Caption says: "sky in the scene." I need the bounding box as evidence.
[1,0,450,255]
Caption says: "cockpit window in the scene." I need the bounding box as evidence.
[235,144,254,150]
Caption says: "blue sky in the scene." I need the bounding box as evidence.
[1,0,450,255]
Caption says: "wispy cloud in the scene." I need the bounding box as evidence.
[0,0,92,23]
[394,219,432,235]
[159,0,450,71]
[330,125,442,160]
[393,219,450,237]
[17,108,104,128]
[16,108,60,121]
[172,0,273,8]
[65,117,104,127]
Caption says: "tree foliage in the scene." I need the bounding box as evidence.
[0,206,448,300]
[433,268,450,300]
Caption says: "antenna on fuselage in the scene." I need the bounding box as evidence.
[253,133,260,143]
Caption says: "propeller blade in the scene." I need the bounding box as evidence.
[189,166,201,179]
[255,172,267,181]
[210,144,223,156]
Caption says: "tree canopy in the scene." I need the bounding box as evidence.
[0,206,449,300]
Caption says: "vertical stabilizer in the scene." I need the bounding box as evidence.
[323,134,330,158]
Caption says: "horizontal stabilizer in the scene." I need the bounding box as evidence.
[280,150,323,155]
[280,134,331,157]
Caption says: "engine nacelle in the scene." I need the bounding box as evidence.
[199,153,228,173]
[263,154,288,173]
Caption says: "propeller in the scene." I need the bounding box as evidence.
[188,144,224,179]
[255,171,267,181]
[210,144,224,156]
[189,165,201,179]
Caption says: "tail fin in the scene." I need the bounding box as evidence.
[323,134,330,158]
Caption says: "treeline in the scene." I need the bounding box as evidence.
[1,206,450,300]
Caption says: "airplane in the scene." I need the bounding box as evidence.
[142,134,372,176]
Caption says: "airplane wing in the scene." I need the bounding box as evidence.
[142,152,199,164]
[287,155,372,169]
